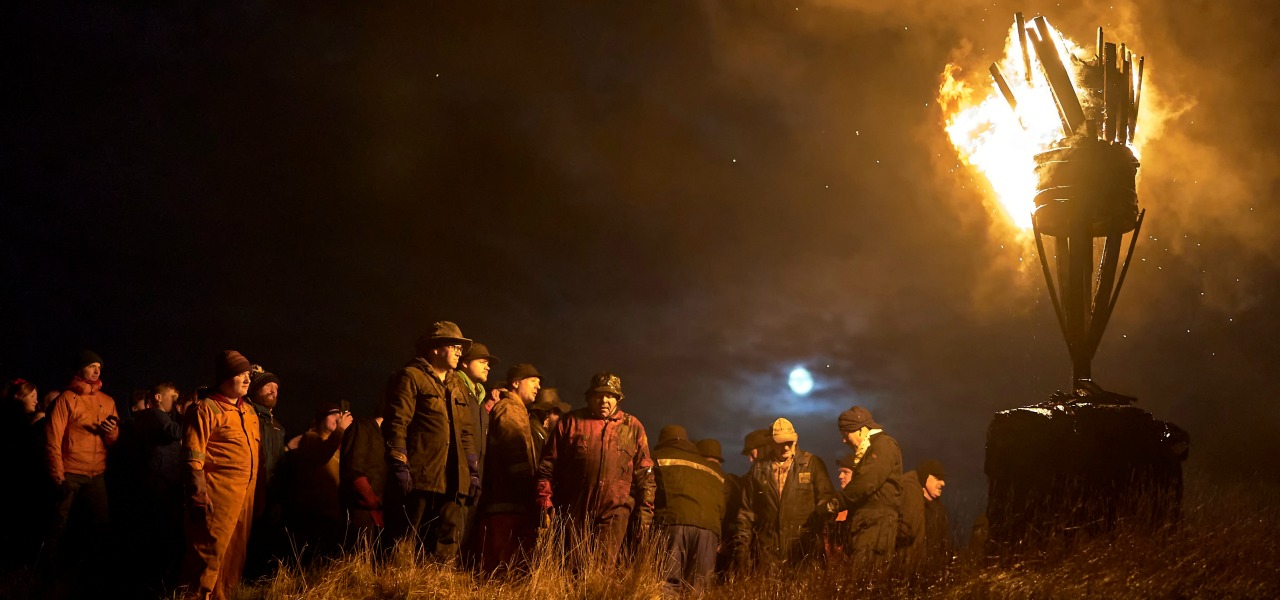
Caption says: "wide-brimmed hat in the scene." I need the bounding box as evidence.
[696,439,724,462]
[658,425,690,445]
[506,363,542,385]
[838,406,881,433]
[460,342,498,364]
[415,321,472,354]
[529,387,561,412]
[584,372,625,400]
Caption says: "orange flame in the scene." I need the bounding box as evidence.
[940,22,1096,231]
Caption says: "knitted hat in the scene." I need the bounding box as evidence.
[696,439,724,462]
[917,459,946,484]
[771,417,798,444]
[248,364,280,398]
[838,406,881,433]
[214,350,253,384]
[75,349,104,371]
[741,428,771,456]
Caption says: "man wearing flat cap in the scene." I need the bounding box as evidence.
[474,363,542,573]
[180,350,261,600]
[734,418,836,571]
[536,372,655,565]
[380,321,479,560]
[831,405,903,576]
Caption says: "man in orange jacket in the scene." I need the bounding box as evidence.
[180,350,260,600]
[42,349,119,575]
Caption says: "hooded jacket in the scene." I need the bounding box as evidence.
[536,407,655,526]
[381,358,476,495]
[45,377,118,480]
[735,449,836,568]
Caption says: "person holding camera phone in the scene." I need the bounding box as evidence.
[41,350,119,581]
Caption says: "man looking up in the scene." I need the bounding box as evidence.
[381,321,479,560]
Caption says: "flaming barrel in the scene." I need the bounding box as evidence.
[1032,138,1139,238]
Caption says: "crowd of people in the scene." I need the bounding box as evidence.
[0,321,951,599]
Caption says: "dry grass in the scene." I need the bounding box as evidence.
[236,484,1278,600]
[5,483,1274,599]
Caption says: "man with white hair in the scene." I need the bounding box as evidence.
[733,417,836,570]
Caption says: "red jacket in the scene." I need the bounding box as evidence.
[536,408,655,525]
[45,377,118,481]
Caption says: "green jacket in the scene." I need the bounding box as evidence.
[653,439,726,534]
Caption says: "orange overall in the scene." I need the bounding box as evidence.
[181,394,260,600]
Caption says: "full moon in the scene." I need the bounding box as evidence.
[788,366,814,395]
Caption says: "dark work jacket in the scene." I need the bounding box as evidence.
[457,371,488,481]
[381,359,476,495]
[720,471,745,554]
[922,494,949,570]
[530,418,549,464]
[536,408,655,526]
[837,432,903,515]
[652,439,725,534]
[133,407,184,488]
[895,471,927,572]
[339,417,387,510]
[736,450,836,569]
[252,402,286,490]
[480,391,538,515]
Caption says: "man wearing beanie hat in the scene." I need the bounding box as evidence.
[472,362,541,574]
[42,349,118,578]
[830,405,903,577]
[380,321,478,560]
[652,426,725,595]
[180,350,260,600]
[536,372,656,566]
[733,418,836,571]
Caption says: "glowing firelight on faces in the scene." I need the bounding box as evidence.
[788,367,814,396]
[940,23,1099,231]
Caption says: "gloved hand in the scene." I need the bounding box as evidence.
[189,469,211,509]
[388,447,412,496]
[465,453,481,499]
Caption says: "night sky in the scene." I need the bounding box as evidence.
[6,1,1279,533]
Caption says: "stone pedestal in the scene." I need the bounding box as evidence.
[984,398,1189,555]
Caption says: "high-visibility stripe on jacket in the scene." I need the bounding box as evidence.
[653,440,726,534]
